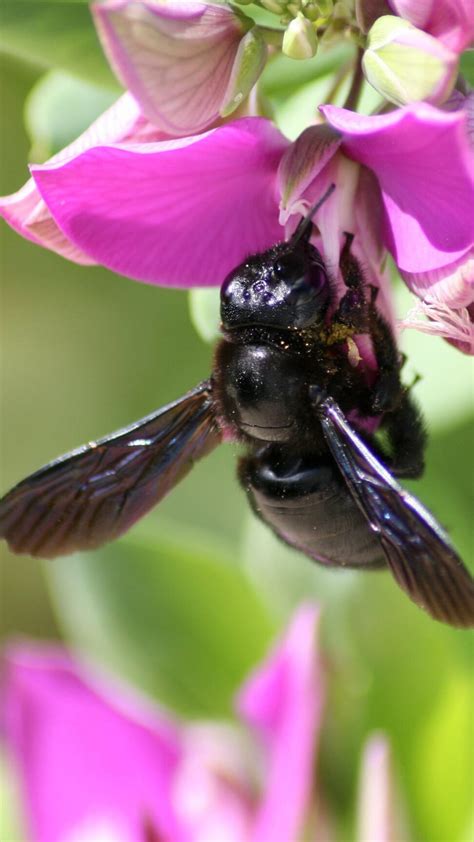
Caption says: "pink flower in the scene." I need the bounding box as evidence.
[389,0,474,54]
[0,93,166,263]
[92,0,267,137]
[356,735,407,842]
[319,103,474,352]
[1,98,473,350]
[394,90,474,352]
[2,606,324,842]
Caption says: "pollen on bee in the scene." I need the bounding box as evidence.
[347,337,361,366]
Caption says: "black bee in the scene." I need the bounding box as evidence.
[1,187,473,628]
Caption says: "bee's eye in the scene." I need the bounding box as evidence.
[305,263,328,294]
[273,254,305,281]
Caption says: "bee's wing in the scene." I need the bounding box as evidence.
[0,380,221,559]
[317,396,474,627]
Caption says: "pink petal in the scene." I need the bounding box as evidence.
[401,246,474,308]
[390,0,474,52]
[322,103,474,273]
[444,89,474,148]
[399,298,474,354]
[31,117,289,287]
[280,135,391,321]
[237,605,323,842]
[356,735,406,842]
[0,176,94,264]
[93,0,257,136]
[174,724,254,842]
[352,166,396,329]
[280,139,394,394]
[2,643,187,842]
[0,93,165,263]
[278,124,341,215]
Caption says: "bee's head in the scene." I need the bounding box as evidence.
[220,240,331,332]
[220,185,334,333]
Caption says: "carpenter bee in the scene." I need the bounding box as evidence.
[1,187,473,628]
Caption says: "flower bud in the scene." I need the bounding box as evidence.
[362,15,458,106]
[221,27,267,116]
[260,0,287,13]
[282,12,318,60]
[300,4,318,23]
[313,0,334,16]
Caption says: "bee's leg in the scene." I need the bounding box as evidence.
[309,384,425,479]
[336,237,407,414]
[333,233,369,332]
[366,286,405,414]
[383,391,427,478]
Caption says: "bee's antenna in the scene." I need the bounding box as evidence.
[288,183,336,248]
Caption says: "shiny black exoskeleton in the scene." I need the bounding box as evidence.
[214,223,424,569]
[1,201,473,627]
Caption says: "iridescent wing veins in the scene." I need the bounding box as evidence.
[317,396,474,628]
[0,380,220,558]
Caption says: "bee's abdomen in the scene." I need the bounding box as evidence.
[240,453,383,569]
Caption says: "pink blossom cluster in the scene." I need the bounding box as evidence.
[2,606,403,841]
[1,0,473,351]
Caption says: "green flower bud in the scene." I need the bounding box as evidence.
[260,0,287,13]
[221,26,267,116]
[287,2,302,15]
[363,15,458,106]
[314,0,334,16]
[282,12,318,59]
[301,1,322,22]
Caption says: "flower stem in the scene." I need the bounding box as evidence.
[325,57,353,104]
[342,49,364,111]
[259,26,285,48]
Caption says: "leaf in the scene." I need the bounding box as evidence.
[25,70,118,161]
[413,672,474,841]
[47,521,274,717]
[0,2,118,88]
[188,288,221,345]
[460,50,474,87]
[262,42,353,97]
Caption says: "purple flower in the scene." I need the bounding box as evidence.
[389,0,474,54]
[0,93,165,263]
[2,606,324,842]
[393,90,474,353]
[3,99,472,350]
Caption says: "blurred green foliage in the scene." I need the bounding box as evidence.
[49,525,274,717]
[0,9,473,841]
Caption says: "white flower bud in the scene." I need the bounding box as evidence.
[363,15,458,106]
[282,13,318,60]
